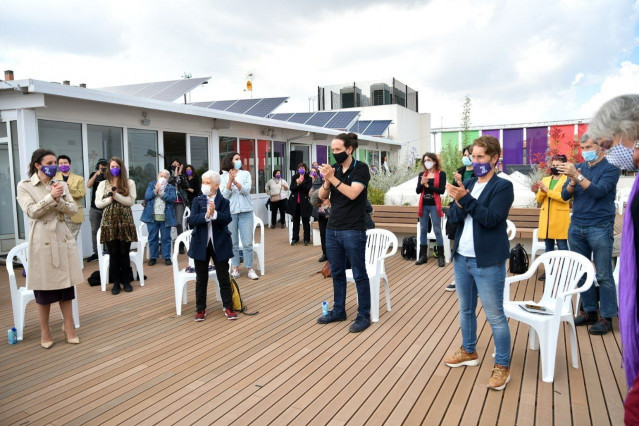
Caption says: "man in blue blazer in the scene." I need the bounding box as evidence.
[188,170,236,321]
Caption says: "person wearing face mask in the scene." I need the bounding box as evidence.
[310,166,330,262]
[586,94,639,420]
[184,164,202,207]
[286,162,313,245]
[558,133,620,335]
[86,159,108,262]
[220,152,258,280]
[54,155,86,240]
[317,133,372,333]
[535,155,571,280]
[95,157,137,295]
[16,148,83,348]
[141,169,177,267]
[265,169,289,229]
[415,153,447,267]
[168,160,190,251]
[188,170,236,321]
[444,136,514,391]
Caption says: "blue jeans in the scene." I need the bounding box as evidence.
[230,211,254,268]
[147,220,172,260]
[568,222,617,318]
[420,205,443,246]
[545,239,569,252]
[326,229,370,318]
[454,253,510,367]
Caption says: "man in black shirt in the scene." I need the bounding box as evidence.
[86,159,108,262]
[318,133,372,333]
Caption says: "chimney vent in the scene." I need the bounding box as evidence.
[4,70,14,81]
[63,80,70,85]
[79,83,86,88]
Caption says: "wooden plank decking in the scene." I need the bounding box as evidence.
[0,224,626,425]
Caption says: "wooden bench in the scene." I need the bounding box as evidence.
[370,205,418,234]
[508,207,540,239]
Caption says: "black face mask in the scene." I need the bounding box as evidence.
[550,167,560,175]
[333,151,349,164]
[171,165,177,172]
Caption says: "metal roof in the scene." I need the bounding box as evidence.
[98,77,211,102]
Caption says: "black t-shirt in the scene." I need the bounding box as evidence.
[327,159,370,231]
[89,171,106,209]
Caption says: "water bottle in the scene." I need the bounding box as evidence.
[322,301,329,316]
[7,327,17,345]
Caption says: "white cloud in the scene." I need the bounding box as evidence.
[579,61,639,117]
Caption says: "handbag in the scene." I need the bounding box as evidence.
[321,261,331,278]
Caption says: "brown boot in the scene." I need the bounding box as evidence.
[487,364,510,390]
[444,347,479,367]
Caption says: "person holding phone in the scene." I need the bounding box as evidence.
[86,159,108,262]
[286,163,313,245]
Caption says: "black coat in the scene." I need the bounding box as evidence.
[286,173,313,218]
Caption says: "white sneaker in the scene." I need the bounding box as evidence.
[248,269,259,280]
[231,267,240,279]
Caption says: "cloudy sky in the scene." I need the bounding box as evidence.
[1,0,638,128]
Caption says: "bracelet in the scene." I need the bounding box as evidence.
[335,181,342,189]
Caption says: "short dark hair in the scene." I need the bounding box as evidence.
[95,158,108,170]
[220,152,239,173]
[551,155,567,163]
[29,148,56,176]
[462,145,473,156]
[57,154,71,164]
[334,132,359,151]
[297,163,308,171]
[421,152,442,171]
[273,169,281,178]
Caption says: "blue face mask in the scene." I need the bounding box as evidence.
[582,149,598,163]
[461,156,473,167]
[234,160,242,170]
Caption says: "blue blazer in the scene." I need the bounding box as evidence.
[141,182,177,226]
[187,191,233,262]
[449,174,514,267]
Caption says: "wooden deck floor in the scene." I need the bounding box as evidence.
[0,225,626,425]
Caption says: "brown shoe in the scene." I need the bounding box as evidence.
[487,364,510,391]
[444,347,479,368]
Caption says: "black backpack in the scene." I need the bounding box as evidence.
[402,236,417,260]
[509,243,529,274]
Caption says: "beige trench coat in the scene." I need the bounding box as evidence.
[16,173,83,291]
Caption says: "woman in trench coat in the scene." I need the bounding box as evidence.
[16,148,83,348]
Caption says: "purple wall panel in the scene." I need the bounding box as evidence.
[503,128,524,166]
[526,126,549,163]
[482,129,500,139]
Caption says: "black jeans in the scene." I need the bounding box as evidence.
[293,203,310,243]
[318,215,328,255]
[270,199,286,226]
[194,241,232,312]
[106,240,131,284]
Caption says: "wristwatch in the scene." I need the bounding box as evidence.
[576,174,584,183]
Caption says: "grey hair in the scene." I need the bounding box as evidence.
[580,133,590,143]
[588,94,639,141]
[309,189,323,207]
[202,170,221,185]
[158,169,170,178]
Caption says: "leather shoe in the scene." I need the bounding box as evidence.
[165,259,172,266]
[349,316,371,333]
[123,282,133,292]
[318,254,328,262]
[148,259,157,266]
[317,310,347,324]
[111,282,121,295]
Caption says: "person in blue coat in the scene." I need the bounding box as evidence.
[188,170,237,321]
[141,169,177,266]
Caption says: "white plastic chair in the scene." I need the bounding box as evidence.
[530,229,546,263]
[615,187,631,215]
[6,242,80,341]
[97,226,146,291]
[172,231,221,315]
[346,229,398,323]
[182,206,191,231]
[238,215,265,275]
[506,219,516,241]
[504,250,595,383]
[415,215,451,263]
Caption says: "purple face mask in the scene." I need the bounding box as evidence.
[186,169,193,176]
[110,167,121,177]
[298,168,305,175]
[40,164,57,178]
[59,164,70,173]
[310,171,317,178]
[473,161,492,177]
[275,173,281,179]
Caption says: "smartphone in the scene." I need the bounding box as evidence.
[525,304,547,312]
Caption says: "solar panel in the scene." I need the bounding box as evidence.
[152,77,210,102]
[191,101,215,108]
[99,82,149,95]
[363,120,392,136]
[245,97,289,117]
[98,77,211,102]
[349,120,372,133]
[325,111,360,129]
[208,100,239,111]
[270,113,294,121]
[288,112,315,124]
[225,98,262,114]
[305,111,337,127]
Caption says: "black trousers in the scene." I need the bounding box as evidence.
[318,215,328,255]
[194,241,232,312]
[270,199,286,226]
[293,203,310,243]
[106,240,131,284]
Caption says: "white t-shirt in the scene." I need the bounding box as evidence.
[456,181,488,258]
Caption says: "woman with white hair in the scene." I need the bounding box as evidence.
[141,169,177,267]
[588,94,639,421]
[188,170,236,321]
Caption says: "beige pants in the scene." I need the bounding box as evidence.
[65,218,82,240]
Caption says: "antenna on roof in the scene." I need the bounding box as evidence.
[182,72,192,103]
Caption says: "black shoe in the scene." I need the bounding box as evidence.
[123,282,133,292]
[317,310,347,324]
[415,245,428,265]
[436,246,445,267]
[148,259,157,266]
[291,240,299,246]
[304,241,310,246]
[281,223,286,229]
[165,259,172,266]
[111,283,121,295]
[318,254,328,262]
[574,311,598,326]
[349,316,371,333]
[589,318,613,335]
[86,253,99,263]
[539,273,546,281]
[270,225,275,229]
[445,282,456,292]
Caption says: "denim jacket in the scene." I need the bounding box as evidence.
[141,181,177,226]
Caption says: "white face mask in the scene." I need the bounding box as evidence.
[201,184,211,196]
[424,161,434,170]
[158,177,167,185]
[606,143,638,171]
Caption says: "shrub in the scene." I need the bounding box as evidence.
[368,152,421,205]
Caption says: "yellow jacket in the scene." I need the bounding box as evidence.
[536,174,570,240]
[54,172,86,223]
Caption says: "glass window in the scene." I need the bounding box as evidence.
[257,139,271,194]
[0,121,7,138]
[37,120,84,176]
[127,128,158,202]
[273,141,287,181]
[219,136,237,172]
[316,145,328,165]
[190,136,209,175]
[370,150,380,171]
[87,125,123,174]
[239,138,256,194]
[10,121,24,239]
